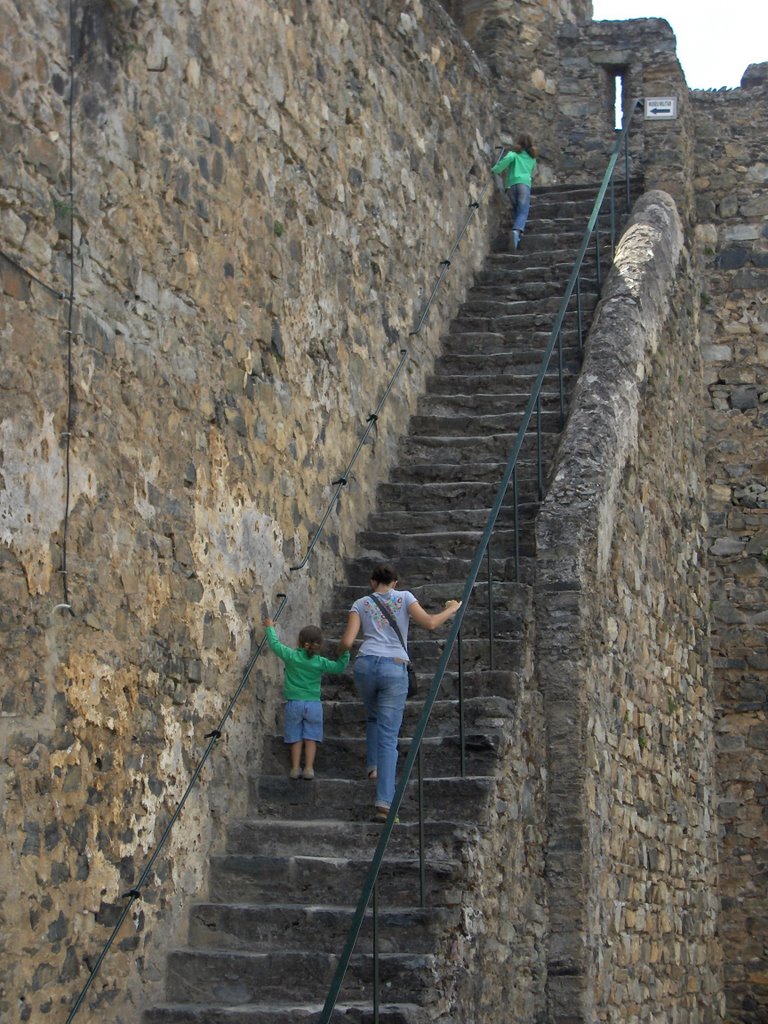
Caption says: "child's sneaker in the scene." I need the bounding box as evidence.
[289,767,301,780]
[302,767,315,780]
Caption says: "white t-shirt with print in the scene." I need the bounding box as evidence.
[351,589,418,660]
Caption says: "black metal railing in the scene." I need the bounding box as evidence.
[64,157,501,1023]
[319,99,642,1023]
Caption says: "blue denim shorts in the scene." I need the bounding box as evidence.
[283,700,323,743]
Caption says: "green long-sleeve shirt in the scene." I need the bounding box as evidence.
[265,626,350,701]
[492,149,537,188]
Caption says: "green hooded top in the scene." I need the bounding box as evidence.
[491,149,537,188]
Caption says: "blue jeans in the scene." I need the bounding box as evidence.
[354,655,409,810]
[508,183,531,233]
[283,700,323,743]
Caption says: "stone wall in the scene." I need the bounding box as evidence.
[692,64,768,1024]
[555,18,696,225]
[0,1,500,1020]
[439,0,593,186]
[426,594,550,1024]
[535,192,721,1022]
[2,0,767,1021]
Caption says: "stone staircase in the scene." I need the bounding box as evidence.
[142,182,635,1024]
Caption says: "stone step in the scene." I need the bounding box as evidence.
[384,466,551,496]
[343,553,537,588]
[224,816,488,862]
[356,528,534,562]
[351,525,537,564]
[396,430,559,463]
[318,694,518,738]
[321,590,528,633]
[411,394,570,424]
[329,578,530,609]
[458,291,597,318]
[453,296,599,325]
[431,347,581,376]
[529,187,641,218]
[164,947,436,1005]
[386,447,553,475]
[521,211,617,232]
[423,369,577,396]
[470,278,599,303]
[449,307,589,334]
[483,244,603,266]
[365,503,538,534]
[317,669,522,706]
[475,261,594,286]
[426,360,579,386]
[374,478,546,511]
[145,999,433,1024]
[187,902,458,954]
[315,661,524,705]
[248,773,495,823]
[317,617,528,673]
[439,329,584,355]
[207,850,465,908]
[490,231,616,256]
[262,730,503,779]
[408,408,567,436]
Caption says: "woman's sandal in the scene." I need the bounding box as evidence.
[374,805,398,824]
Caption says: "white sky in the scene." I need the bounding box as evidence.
[591,0,768,90]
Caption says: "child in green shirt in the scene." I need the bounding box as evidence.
[491,133,538,250]
[263,617,350,780]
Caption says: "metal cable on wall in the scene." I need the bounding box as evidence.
[0,250,65,298]
[55,0,77,616]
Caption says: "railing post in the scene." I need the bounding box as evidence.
[458,627,466,779]
[373,881,380,1024]
[536,391,544,501]
[418,743,426,908]
[486,541,495,671]
[556,324,565,427]
[595,220,602,293]
[513,467,520,584]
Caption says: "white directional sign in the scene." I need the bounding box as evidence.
[644,97,677,119]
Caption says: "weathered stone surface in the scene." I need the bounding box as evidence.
[694,68,768,1024]
[0,2,498,1020]
[536,191,723,1022]
[1,2,766,1023]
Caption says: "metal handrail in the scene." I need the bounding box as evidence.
[64,157,499,1023]
[319,99,642,1022]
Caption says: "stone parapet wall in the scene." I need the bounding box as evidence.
[535,192,721,1022]
[0,1,499,1019]
[692,64,768,1024]
[430,668,550,1024]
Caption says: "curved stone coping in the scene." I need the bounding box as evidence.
[535,189,685,575]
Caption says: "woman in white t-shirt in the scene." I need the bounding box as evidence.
[338,563,460,821]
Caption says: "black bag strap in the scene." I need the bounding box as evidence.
[370,593,409,658]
